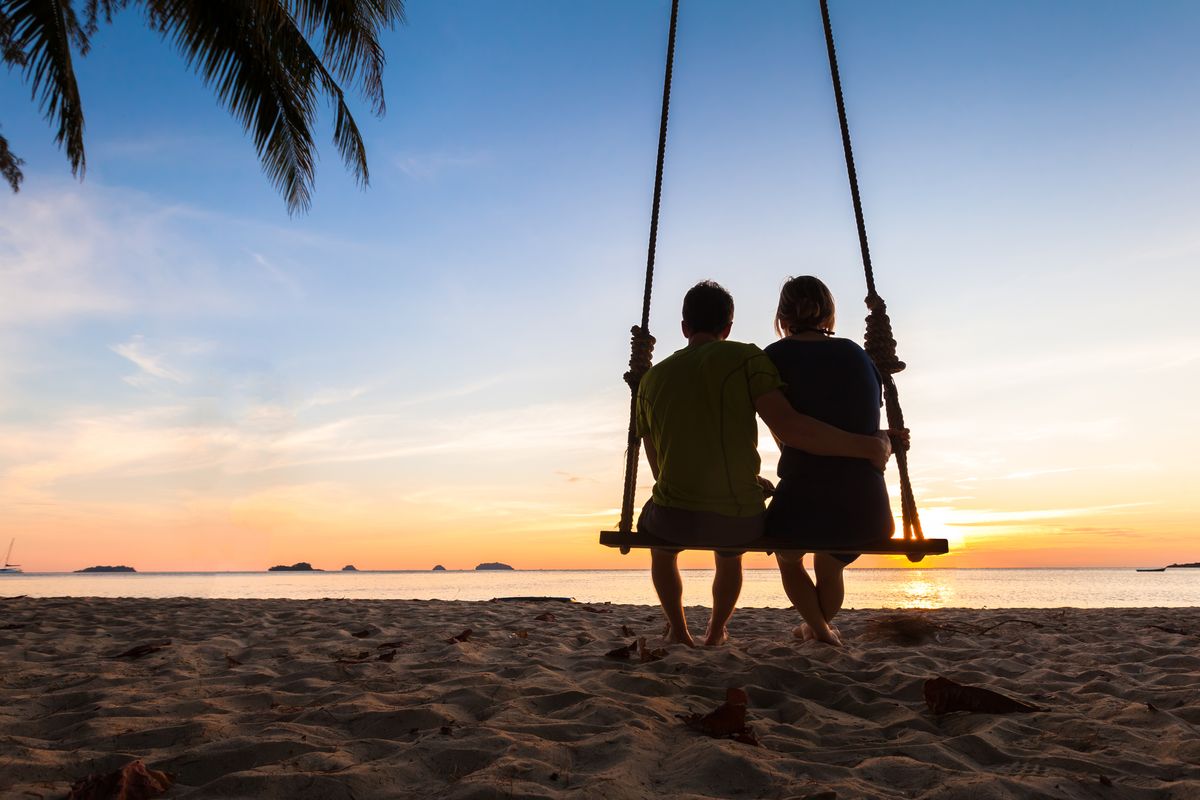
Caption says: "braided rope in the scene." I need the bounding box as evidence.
[618,0,679,534]
[820,0,924,548]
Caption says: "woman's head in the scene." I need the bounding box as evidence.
[774,276,836,337]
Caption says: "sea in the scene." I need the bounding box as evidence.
[2,568,1198,609]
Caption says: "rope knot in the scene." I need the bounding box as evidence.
[623,325,656,390]
[863,295,906,375]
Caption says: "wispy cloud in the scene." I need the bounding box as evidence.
[393,150,490,179]
[111,335,194,385]
[947,502,1152,527]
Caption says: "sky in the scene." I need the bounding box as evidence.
[1,0,1198,571]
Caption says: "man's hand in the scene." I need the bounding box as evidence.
[755,475,776,498]
[870,431,893,472]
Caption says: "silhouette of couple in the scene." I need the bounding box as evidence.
[636,278,894,646]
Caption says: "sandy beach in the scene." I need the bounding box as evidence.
[1,597,1198,799]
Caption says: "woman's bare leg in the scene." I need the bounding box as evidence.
[651,549,695,646]
[776,552,840,646]
[704,553,743,646]
[813,553,847,623]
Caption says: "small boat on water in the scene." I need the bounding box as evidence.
[0,538,21,574]
[1136,567,1167,572]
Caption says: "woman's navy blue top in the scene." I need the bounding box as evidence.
[763,338,895,549]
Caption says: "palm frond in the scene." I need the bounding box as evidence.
[0,132,25,191]
[142,0,374,213]
[2,0,88,175]
[282,0,403,113]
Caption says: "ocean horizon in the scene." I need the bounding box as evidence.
[4,567,1197,608]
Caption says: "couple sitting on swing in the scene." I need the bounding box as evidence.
[636,277,895,647]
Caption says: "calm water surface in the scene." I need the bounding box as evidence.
[2,569,1198,608]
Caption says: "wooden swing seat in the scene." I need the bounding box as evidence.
[600,530,948,559]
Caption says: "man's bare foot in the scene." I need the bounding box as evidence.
[702,624,729,647]
[663,623,696,648]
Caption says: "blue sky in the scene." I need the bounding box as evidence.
[1,0,1198,569]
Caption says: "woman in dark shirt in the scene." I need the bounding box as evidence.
[764,276,894,645]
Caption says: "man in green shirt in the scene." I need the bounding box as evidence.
[636,281,890,647]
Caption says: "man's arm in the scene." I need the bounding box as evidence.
[642,436,660,480]
[754,389,891,470]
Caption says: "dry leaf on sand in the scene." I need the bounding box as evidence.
[109,641,171,660]
[637,637,667,663]
[679,688,761,746]
[446,629,473,644]
[68,760,173,800]
[604,641,638,660]
[924,676,1044,714]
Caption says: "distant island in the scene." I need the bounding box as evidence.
[432,565,446,571]
[475,562,514,571]
[75,565,136,573]
[1167,562,1200,569]
[342,565,358,571]
[268,562,323,572]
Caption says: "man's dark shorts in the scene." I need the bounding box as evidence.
[637,499,763,558]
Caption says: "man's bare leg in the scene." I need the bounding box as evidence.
[776,552,841,646]
[703,553,743,646]
[813,553,847,624]
[651,549,695,646]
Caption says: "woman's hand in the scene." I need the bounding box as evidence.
[756,475,776,498]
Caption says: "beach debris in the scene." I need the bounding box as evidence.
[351,629,373,638]
[67,759,173,800]
[334,650,371,664]
[582,605,612,614]
[973,617,1045,635]
[377,650,397,662]
[534,612,556,622]
[511,629,529,639]
[679,688,760,746]
[110,640,171,660]
[224,654,243,667]
[637,637,667,663]
[621,624,635,636]
[923,676,1044,715]
[1099,775,1114,787]
[375,639,408,649]
[604,641,638,660]
[446,629,473,644]
[865,614,942,644]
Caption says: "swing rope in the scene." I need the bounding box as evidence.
[616,0,925,549]
[618,0,679,534]
[819,0,924,543]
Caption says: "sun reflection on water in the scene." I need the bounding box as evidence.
[898,571,953,609]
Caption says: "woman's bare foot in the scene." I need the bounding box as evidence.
[663,623,696,648]
[794,621,841,646]
[702,623,729,647]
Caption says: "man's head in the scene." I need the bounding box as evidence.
[681,280,734,340]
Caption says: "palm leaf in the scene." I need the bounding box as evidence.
[142,0,380,213]
[0,132,25,190]
[282,0,403,113]
[1,0,88,175]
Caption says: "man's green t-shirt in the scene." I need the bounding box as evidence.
[636,340,785,517]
